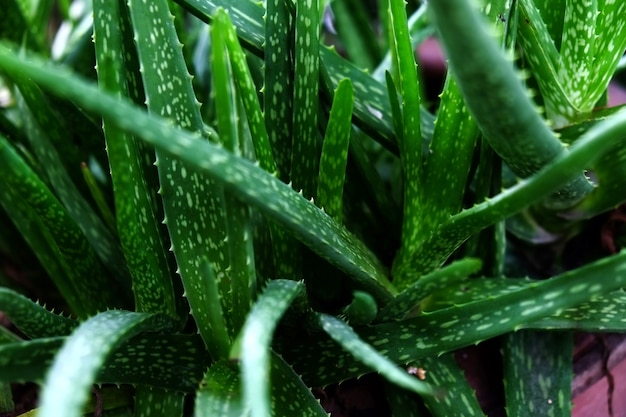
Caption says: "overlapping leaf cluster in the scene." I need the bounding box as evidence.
[0,0,626,416]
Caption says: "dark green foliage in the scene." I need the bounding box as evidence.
[1,1,626,416]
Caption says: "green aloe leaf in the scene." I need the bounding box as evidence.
[524,290,626,331]
[377,258,482,322]
[134,387,185,417]
[93,0,178,319]
[174,0,435,152]
[10,80,132,290]
[291,0,320,199]
[282,251,626,385]
[317,78,353,222]
[263,0,302,281]
[127,0,234,339]
[37,311,175,417]
[418,354,485,417]
[264,0,293,180]
[503,331,572,417]
[0,288,77,338]
[196,360,246,417]
[195,352,327,417]
[0,333,208,391]
[0,45,396,303]
[214,9,276,174]
[211,8,256,334]
[401,107,626,276]
[0,135,126,317]
[387,0,425,282]
[237,280,304,417]
[428,0,593,210]
[318,313,437,396]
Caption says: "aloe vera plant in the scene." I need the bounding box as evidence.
[1,0,626,416]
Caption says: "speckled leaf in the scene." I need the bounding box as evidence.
[264,0,294,179]
[196,352,327,417]
[383,380,429,417]
[135,387,185,417]
[262,0,301,281]
[0,333,208,391]
[317,78,353,222]
[0,135,125,318]
[215,10,276,174]
[387,0,424,276]
[517,0,565,120]
[238,280,304,417]
[211,13,257,333]
[418,354,485,417]
[503,331,572,417]
[429,0,593,210]
[290,0,320,199]
[93,0,178,319]
[377,258,482,322]
[281,251,626,385]
[423,76,479,227]
[0,46,396,303]
[398,107,626,276]
[11,79,133,288]
[318,314,437,396]
[524,290,626,331]
[97,333,209,391]
[195,360,247,417]
[0,288,78,338]
[37,311,175,417]
[174,0,437,152]
[127,0,235,343]
[0,337,65,383]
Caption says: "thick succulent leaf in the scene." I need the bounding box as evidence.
[134,387,185,417]
[429,0,593,210]
[262,0,302,281]
[211,10,256,335]
[0,45,396,303]
[400,107,626,276]
[503,331,572,417]
[214,10,276,174]
[0,333,208,391]
[174,0,436,153]
[10,78,131,286]
[196,352,327,417]
[264,0,293,179]
[281,251,626,385]
[97,333,209,392]
[423,75,479,225]
[317,78,353,222]
[37,311,175,417]
[237,280,304,417]
[524,290,626,331]
[290,0,320,199]
[195,360,247,417]
[418,354,486,417]
[127,0,236,339]
[383,381,429,417]
[0,287,78,338]
[388,0,425,279]
[377,258,482,322]
[0,135,126,317]
[92,0,178,318]
[319,313,437,396]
